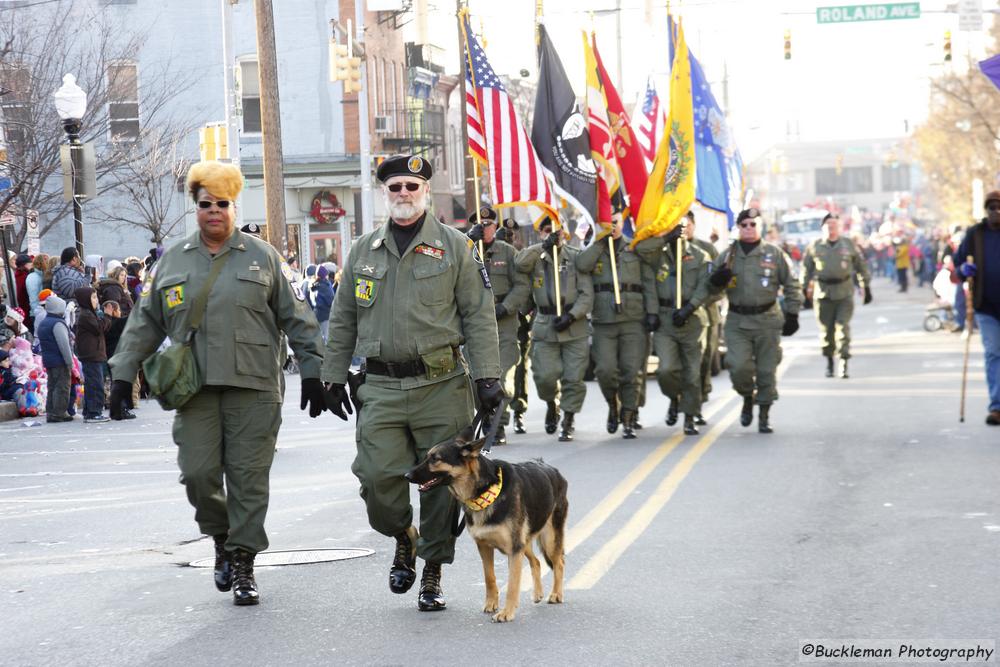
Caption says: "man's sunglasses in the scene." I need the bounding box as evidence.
[197,200,232,209]
[387,182,422,193]
[738,221,758,228]
[987,203,1000,211]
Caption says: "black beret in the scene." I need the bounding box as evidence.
[736,208,762,224]
[537,216,554,232]
[821,213,838,224]
[476,205,498,224]
[240,222,262,237]
[377,154,433,183]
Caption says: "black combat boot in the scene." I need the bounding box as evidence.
[389,526,418,594]
[825,356,835,378]
[544,401,560,435]
[693,413,707,426]
[621,409,637,439]
[231,550,259,606]
[513,412,526,434]
[683,414,699,436]
[838,358,849,379]
[665,398,679,426]
[740,395,754,427]
[558,412,575,442]
[417,562,446,611]
[633,409,643,429]
[758,404,773,434]
[213,534,233,592]
[606,398,620,434]
[494,424,507,446]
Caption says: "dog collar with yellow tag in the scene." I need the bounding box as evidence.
[464,468,502,511]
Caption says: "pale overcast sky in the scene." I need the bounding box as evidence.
[406,0,998,161]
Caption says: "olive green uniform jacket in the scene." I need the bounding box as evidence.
[515,242,593,342]
[802,237,870,301]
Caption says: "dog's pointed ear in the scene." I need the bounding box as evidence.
[460,437,486,458]
[455,424,477,445]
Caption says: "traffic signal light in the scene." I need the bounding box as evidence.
[835,154,844,175]
[199,123,228,161]
[329,40,363,93]
[944,30,952,62]
[784,29,791,60]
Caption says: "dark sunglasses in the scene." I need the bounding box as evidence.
[197,200,231,209]
[738,221,758,228]
[387,182,422,193]
[987,203,1000,211]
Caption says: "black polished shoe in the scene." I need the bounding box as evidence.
[417,562,446,611]
[231,550,259,606]
[558,412,575,442]
[825,356,834,378]
[758,404,773,434]
[513,412,526,434]
[838,358,849,379]
[683,414,699,436]
[665,398,679,426]
[389,526,418,594]
[633,409,643,430]
[621,409,637,439]
[544,401,560,435]
[494,424,507,446]
[740,395,754,427]
[693,413,707,426]
[213,534,233,592]
[606,401,620,434]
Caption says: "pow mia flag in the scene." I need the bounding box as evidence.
[531,24,598,229]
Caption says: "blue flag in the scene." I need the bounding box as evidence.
[980,53,1000,92]
[669,16,744,227]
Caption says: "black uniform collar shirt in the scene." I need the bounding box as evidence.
[390,212,427,255]
[739,239,762,255]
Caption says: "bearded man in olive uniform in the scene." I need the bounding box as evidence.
[576,214,656,438]
[515,218,593,441]
[801,213,872,379]
[467,205,528,445]
[708,208,803,434]
[321,155,503,612]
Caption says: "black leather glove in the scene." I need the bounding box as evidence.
[671,303,696,328]
[553,313,575,332]
[495,227,510,242]
[475,377,505,411]
[863,286,873,305]
[495,303,508,320]
[709,266,733,288]
[300,377,327,418]
[109,379,134,420]
[323,382,353,420]
[467,224,485,243]
[644,313,661,332]
[542,232,560,253]
[781,313,799,337]
[663,224,684,245]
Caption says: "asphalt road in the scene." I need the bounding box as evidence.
[1,276,997,666]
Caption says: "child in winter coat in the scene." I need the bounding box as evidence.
[73,286,112,423]
[37,295,74,422]
[0,349,22,402]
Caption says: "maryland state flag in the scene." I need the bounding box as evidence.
[633,18,695,245]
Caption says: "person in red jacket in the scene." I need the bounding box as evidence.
[14,254,33,330]
[74,286,112,423]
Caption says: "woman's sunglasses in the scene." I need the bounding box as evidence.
[387,182,422,193]
[197,200,232,209]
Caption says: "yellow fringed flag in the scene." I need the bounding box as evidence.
[631,18,695,245]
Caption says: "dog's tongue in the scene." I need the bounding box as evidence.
[418,481,435,493]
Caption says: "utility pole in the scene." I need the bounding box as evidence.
[253,0,288,255]
[615,0,623,93]
[221,0,243,227]
[355,0,374,235]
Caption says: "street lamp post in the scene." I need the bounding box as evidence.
[52,74,87,258]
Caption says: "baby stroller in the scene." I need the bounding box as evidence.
[923,301,956,332]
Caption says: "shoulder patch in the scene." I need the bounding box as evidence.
[140,264,157,297]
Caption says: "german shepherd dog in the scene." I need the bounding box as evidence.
[406,428,569,622]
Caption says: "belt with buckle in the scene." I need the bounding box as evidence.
[728,302,776,315]
[818,276,850,285]
[363,358,427,378]
[594,283,643,294]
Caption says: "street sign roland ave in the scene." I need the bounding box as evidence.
[817,3,921,24]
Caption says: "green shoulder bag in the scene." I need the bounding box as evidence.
[143,252,230,410]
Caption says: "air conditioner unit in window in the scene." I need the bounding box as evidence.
[374,114,394,134]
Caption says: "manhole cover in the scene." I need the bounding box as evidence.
[189,548,374,568]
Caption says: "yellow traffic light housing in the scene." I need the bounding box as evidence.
[944,30,952,62]
[784,29,791,60]
[329,19,364,94]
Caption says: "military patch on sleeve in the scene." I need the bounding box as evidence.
[414,243,445,260]
[595,260,603,275]
[280,259,305,301]
[656,268,669,283]
[165,285,185,309]
[533,276,544,289]
[355,278,374,302]
[467,238,475,250]
[140,264,157,298]
[728,276,738,289]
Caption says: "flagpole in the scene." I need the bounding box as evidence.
[675,234,684,309]
[458,7,486,260]
[553,240,562,318]
[608,234,622,312]
[473,161,484,259]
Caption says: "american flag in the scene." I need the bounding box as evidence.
[634,78,665,168]
[462,12,559,223]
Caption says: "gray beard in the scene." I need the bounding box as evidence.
[389,200,425,221]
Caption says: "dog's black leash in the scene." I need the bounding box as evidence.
[452,398,509,537]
